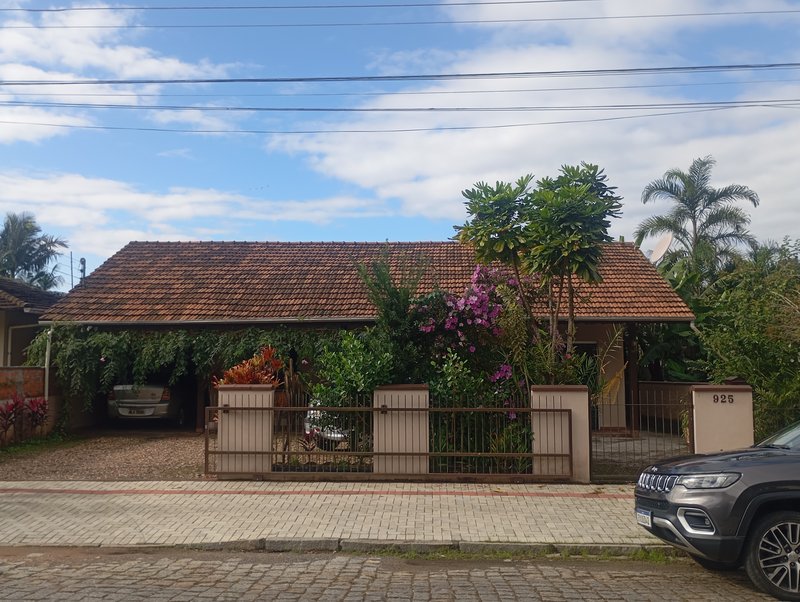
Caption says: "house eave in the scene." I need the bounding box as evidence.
[39,313,695,327]
[38,316,378,327]
[574,315,695,323]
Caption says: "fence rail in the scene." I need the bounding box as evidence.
[205,404,572,482]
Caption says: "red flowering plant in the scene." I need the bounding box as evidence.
[26,396,49,434]
[0,394,25,445]
[212,346,284,387]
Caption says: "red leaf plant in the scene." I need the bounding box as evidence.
[26,396,48,433]
[0,394,25,445]
[213,346,284,387]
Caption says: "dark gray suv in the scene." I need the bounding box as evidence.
[635,420,800,600]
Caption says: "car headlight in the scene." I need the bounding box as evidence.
[676,473,741,489]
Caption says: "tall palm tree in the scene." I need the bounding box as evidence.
[634,156,759,275]
[0,212,67,290]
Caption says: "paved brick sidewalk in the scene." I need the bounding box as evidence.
[0,481,658,551]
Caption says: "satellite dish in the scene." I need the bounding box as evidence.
[649,233,673,265]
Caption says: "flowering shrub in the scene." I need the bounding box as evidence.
[213,346,284,386]
[26,396,48,433]
[0,394,25,444]
[489,363,513,383]
[416,265,503,355]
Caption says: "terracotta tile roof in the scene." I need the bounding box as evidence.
[0,278,63,314]
[41,241,694,324]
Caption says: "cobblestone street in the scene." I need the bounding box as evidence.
[0,548,769,601]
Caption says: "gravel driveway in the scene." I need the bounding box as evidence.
[0,428,206,481]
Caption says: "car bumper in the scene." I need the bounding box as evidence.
[634,494,745,563]
[109,403,173,419]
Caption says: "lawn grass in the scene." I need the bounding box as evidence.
[359,546,684,563]
[0,431,84,460]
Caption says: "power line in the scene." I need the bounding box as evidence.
[3,97,799,113]
[0,0,603,12]
[0,106,745,135]
[3,78,799,99]
[3,62,800,87]
[3,9,800,28]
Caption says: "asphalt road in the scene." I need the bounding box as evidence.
[0,548,770,601]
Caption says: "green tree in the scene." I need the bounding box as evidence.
[0,212,67,290]
[357,251,426,383]
[527,163,622,353]
[454,175,538,321]
[455,163,622,380]
[635,156,759,287]
[698,240,800,437]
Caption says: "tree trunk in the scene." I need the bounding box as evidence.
[567,277,575,354]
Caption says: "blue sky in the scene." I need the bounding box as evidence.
[1,0,799,288]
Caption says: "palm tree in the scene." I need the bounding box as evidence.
[0,212,67,290]
[634,156,759,275]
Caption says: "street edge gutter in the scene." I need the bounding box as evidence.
[160,539,680,558]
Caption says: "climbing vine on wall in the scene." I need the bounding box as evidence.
[26,325,339,408]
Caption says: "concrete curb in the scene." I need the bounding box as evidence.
[176,538,681,557]
[340,540,459,554]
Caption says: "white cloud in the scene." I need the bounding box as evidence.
[269,3,800,245]
[0,105,92,142]
[0,8,227,79]
[149,108,239,132]
[0,171,394,258]
[0,4,233,142]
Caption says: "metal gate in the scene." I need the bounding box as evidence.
[590,382,696,482]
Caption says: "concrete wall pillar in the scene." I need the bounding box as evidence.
[217,385,275,476]
[373,385,429,475]
[531,385,590,483]
[691,385,753,454]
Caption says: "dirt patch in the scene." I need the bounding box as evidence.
[0,428,206,481]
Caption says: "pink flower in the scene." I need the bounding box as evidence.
[490,363,513,382]
[469,345,476,353]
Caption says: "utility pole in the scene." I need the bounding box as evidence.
[70,251,74,289]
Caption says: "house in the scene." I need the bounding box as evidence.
[0,277,62,367]
[40,240,694,429]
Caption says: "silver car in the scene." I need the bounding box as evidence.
[304,408,348,451]
[108,385,186,427]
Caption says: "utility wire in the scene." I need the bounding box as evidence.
[3,62,800,86]
[3,78,799,99]
[0,0,604,12]
[0,106,742,135]
[3,9,800,28]
[3,98,799,113]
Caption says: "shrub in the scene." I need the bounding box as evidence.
[26,397,48,433]
[213,346,284,386]
[0,394,25,445]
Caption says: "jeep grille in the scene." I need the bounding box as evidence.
[637,472,677,493]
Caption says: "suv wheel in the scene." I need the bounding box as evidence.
[745,511,800,600]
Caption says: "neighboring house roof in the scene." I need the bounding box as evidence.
[0,277,63,314]
[41,241,695,325]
